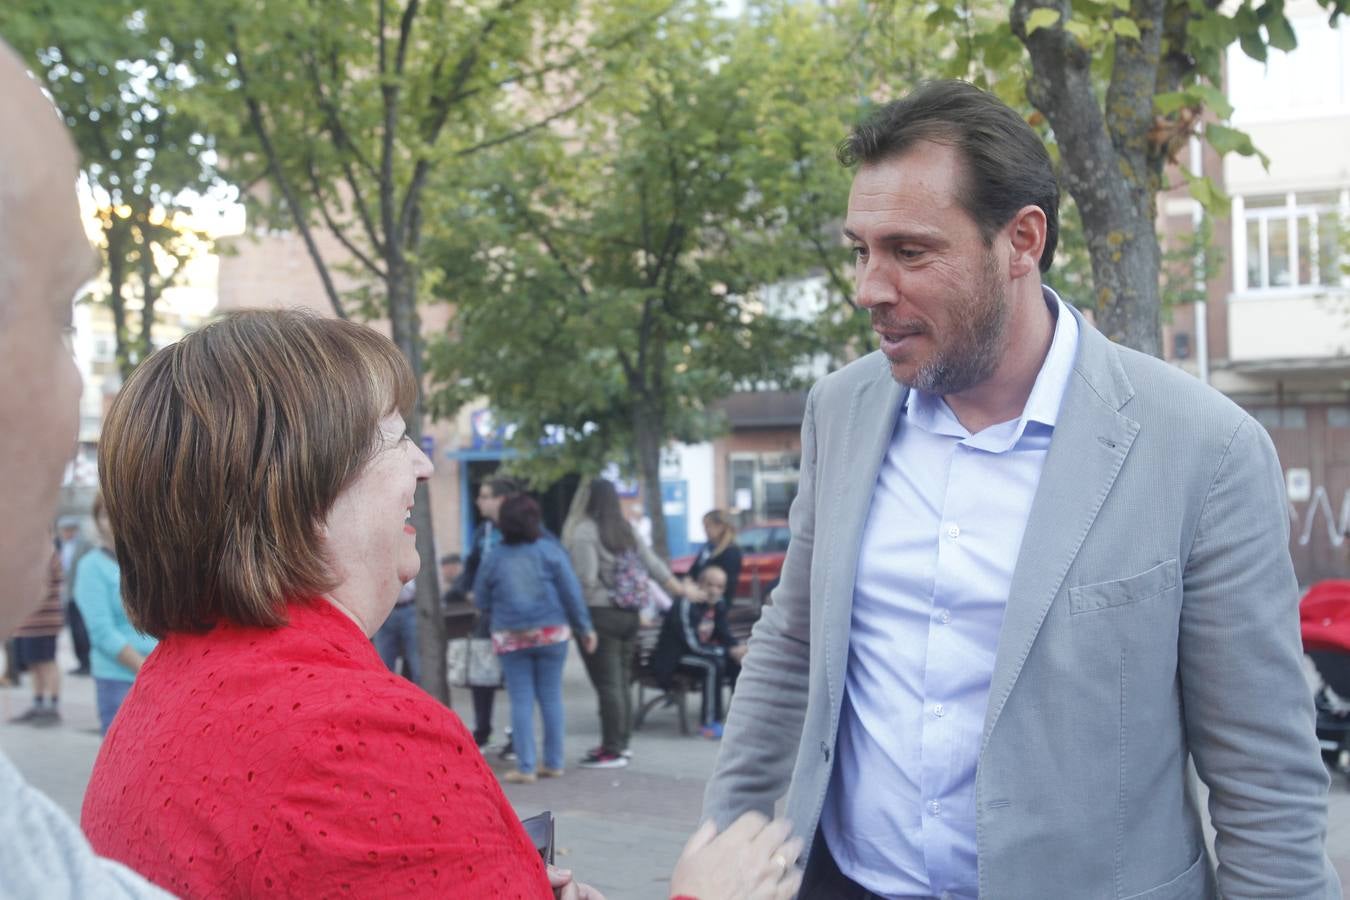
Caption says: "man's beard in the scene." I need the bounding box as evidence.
[906,253,1010,396]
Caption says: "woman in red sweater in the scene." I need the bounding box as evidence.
[82,310,799,900]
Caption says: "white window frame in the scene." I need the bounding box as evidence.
[1233,188,1349,295]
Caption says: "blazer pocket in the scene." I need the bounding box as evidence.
[1069,559,1179,616]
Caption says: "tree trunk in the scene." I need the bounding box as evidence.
[387,258,449,705]
[633,402,669,561]
[1013,0,1165,357]
[137,225,159,367]
[105,217,133,381]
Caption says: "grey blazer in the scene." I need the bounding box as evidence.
[702,308,1340,899]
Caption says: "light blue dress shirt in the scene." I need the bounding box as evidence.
[820,288,1079,899]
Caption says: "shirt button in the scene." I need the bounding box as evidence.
[946,524,960,539]
[934,703,946,717]
[928,800,941,816]
[938,610,952,624]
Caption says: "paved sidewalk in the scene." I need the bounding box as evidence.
[5,640,1350,896]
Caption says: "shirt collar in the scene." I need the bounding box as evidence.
[903,285,1079,450]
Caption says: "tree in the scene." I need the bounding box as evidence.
[0,0,219,379]
[164,0,669,702]
[873,0,1348,355]
[427,1,872,556]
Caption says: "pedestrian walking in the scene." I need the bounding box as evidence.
[9,549,65,726]
[73,493,156,734]
[473,494,596,783]
[56,514,92,675]
[565,478,690,768]
[371,578,419,681]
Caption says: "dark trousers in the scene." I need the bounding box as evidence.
[67,600,90,671]
[471,686,496,744]
[800,831,884,899]
[678,653,726,725]
[580,605,640,755]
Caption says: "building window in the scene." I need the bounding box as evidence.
[1329,406,1350,429]
[728,452,800,523]
[1240,190,1346,292]
[1252,406,1308,430]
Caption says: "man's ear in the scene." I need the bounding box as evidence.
[1006,205,1047,279]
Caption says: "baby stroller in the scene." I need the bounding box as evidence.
[1299,579,1350,774]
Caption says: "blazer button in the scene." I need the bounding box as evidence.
[820,741,830,762]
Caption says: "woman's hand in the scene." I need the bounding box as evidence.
[669,813,803,900]
[548,865,606,900]
[580,632,599,655]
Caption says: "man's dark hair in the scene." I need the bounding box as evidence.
[439,553,462,566]
[498,494,542,545]
[484,475,522,499]
[837,80,1059,273]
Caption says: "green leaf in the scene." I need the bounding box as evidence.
[1265,13,1298,51]
[1190,83,1234,120]
[1238,26,1268,61]
[1153,91,1190,114]
[1112,18,1141,39]
[1025,8,1063,34]
[1206,123,1271,169]
[1109,0,1131,12]
[1064,19,1093,42]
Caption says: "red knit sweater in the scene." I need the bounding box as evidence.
[82,598,549,899]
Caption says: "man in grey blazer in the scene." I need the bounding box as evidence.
[701,81,1339,899]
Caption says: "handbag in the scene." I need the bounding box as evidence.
[447,636,502,688]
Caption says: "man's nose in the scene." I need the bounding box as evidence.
[856,258,899,310]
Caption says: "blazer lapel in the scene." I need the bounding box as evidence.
[982,314,1140,746]
[824,358,905,723]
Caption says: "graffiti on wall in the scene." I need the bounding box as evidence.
[1290,486,1350,547]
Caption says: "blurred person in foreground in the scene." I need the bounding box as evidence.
[0,38,170,897]
[73,492,156,734]
[82,308,800,899]
[473,494,596,783]
[701,80,1338,898]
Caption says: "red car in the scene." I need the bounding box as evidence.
[671,520,790,603]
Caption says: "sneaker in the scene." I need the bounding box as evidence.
[620,747,632,759]
[700,722,724,740]
[579,749,628,769]
[8,706,44,725]
[473,730,492,748]
[538,767,564,778]
[498,740,517,762]
[503,770,537,784]
[32,708,60,727]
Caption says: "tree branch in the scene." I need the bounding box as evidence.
[304,159,387,278]
[228,25,348,319]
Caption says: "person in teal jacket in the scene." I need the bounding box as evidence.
[73,494,156,734]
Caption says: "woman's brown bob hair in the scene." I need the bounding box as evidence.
[98,309,416,637]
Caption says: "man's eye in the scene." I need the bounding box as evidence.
[850,246,867,261]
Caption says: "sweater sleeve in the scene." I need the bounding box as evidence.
[547,544,592,635]
[73,554,134,662]
[565,520,606,607]
[637,539,674,588]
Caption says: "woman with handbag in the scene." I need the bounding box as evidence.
[473,493,596,783]
[565,478,690,769]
